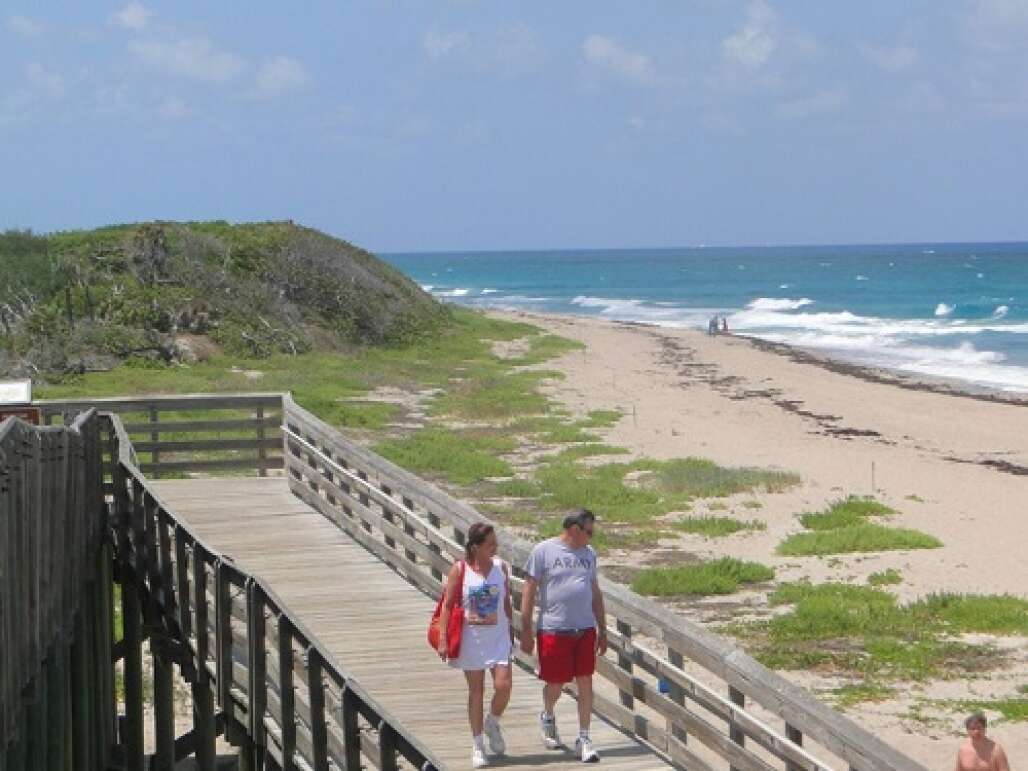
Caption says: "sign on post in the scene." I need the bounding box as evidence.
[0,379,40,424]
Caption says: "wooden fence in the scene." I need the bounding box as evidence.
[105,411,442,771]
[0,410,116,770]
[281,394,928,771]
[38,393,284,478]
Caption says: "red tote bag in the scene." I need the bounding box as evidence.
[428,560,465,658]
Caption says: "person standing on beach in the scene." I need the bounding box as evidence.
[520,509,607,763]
[955,713,1011,771]
[437,523,513,769]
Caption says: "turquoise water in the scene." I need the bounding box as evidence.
[384,243,1028,393]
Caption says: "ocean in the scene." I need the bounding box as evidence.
[383,243,1028,394]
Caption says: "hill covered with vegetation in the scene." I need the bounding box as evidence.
[0,221,446,379]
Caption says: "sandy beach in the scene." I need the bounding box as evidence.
[488,309,1028,766]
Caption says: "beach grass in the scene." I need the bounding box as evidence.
[777,523,943,556]
[867,568,903,586]
[549,444,631,462]
[738,582,1028,680]
[640,457,800,498]
[832,682,896,709]
[373,427,515,485]
[632,558,774,596]
[943,696,1028,722]
[490,478,542,498]
[674,516,766,537]
[799,496,895,530]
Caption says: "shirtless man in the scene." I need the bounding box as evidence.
[956,713,1011,771]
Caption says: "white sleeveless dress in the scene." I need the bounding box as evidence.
[450,558,512,671]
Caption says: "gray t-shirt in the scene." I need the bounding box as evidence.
[524,538,598,632]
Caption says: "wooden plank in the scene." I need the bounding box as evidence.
[132,437,282,454]
[139,456,285,474]
[122,416,281,434]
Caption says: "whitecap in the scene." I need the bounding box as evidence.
[481,288,499,295]
[993,305,1009,319]
[746,297,814,311]
[856,275,869,281]
[977,273,984,279]
[435,288,470,297]
[420,284,434,292]
[779,283,791,289]
[934,303,954,317]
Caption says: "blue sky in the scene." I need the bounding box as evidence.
[2,2,1027,251]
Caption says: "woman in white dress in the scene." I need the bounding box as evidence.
[437,522,513,768]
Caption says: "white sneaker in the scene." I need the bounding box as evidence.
[472,745,489,768]
[540,711,561,749]
[576,735,600,763]
[484,715,506,755]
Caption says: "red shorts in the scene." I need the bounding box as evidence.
[537,629,597,684]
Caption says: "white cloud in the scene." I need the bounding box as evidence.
[6,15,41,36]
[25,62,65,100]
[775,87,848,119]
[722,0,777,69]
[256,56,309,97]
[860,44,919,72]
[129,38,246,82]
[111,2,151,31]
[583,34,654,84]
[967,0,1028,50]
[423,26,471,60]
[494,22,540,72]
[157,96,190,119]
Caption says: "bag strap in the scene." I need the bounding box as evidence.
[457,559,466,593]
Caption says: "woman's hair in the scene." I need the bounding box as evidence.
[465,522,495,560]
[965,712,987,729]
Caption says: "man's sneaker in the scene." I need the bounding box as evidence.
[576,735,600,763]
[540,711,561,749]
[472,745,489,768]
[484,715,506,755]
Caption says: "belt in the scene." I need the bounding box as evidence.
[542,628,593,637]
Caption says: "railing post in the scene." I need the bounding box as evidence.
[247,583,267,770]
[615,619,634,710]
[308,650,329,771]
[121,580,144,771]
[667,648,688,744]
[342,687,362,771]
[192,549,216,771]
[401,495,418,565]
[214,562,233,710]
[380,484,397,550]
[256,405,268,478]
[278,617,296,771]
[785,723,804,771]
[728,686,745,771]
[152,641,175,771]
[148,406,160,479]
[427,512,443,582]
[378,721,399,771]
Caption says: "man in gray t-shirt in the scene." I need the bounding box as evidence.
[520,509,607,762]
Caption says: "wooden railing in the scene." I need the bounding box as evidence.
[282,394,928,771]
[106,412,442,771]
[0,411,116,770]
[38,393,284,478]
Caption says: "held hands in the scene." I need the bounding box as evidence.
[520,631,535,656]
[437,639,448,660]
[596,630,608,656]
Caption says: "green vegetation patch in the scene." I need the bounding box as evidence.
[867,568,903,586]
[507,334,585,366]
[674,516,766,537]
[800,497,895,530]
[739,582,1028,681]
[946,697,1028,722]
[641,457,800,498]
[373,427,515,485]
[632,558,774,597]
[548,444,630,462]
[832,682,896,709]
[777,523,942,556]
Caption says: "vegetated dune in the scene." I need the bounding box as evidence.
[0,221,446,378]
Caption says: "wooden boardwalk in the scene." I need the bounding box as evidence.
[152,477,676,771]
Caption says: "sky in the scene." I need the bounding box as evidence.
[2,1,1028,252]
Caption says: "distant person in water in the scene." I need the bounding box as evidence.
[721,316,729,333]
[708,315,718,335]
[437,522,513,768]
[955,713,1011,771]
